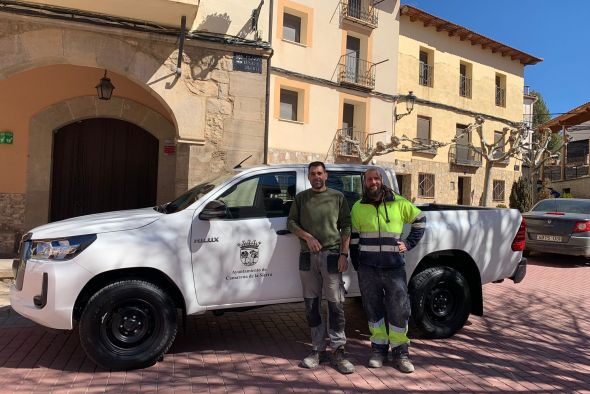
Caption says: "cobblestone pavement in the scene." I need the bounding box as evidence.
[0,254,589,393]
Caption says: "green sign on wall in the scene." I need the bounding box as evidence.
[0,131,13,144]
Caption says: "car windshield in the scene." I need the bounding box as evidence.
[159,172,235,214]
[532,199,590,214]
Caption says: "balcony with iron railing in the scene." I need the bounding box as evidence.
[341,0,378,28]
[338,55,376,90]
[449,144,482,167]
[495,86,505,107]
[412,138,437,155]
[419,62,433,87]
[334,127,367,157]
[459,75,471,98]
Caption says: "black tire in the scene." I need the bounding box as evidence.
[409,266,471,339]
[79,280,178,370]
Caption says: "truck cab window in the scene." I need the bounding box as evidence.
[326,171,363,209]
[218,172,296,219]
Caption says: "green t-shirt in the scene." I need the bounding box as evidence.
[287,188,351,251]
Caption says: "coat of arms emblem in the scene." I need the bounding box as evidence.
[238,240,261,266]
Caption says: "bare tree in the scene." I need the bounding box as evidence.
[521,127,565,201]
[453,117,564,206]
[450,116,528,206]
[335,131,447,164]
[333,116,561,207]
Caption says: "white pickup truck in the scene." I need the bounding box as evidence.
[11,164,527,370]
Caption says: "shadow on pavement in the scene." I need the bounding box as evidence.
[0,286,588,392]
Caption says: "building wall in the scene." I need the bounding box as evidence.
[391,13,530,206]
[20,0,271,38]
[0,11,269,256]
[549,177,590,199]
[268,0,400,160]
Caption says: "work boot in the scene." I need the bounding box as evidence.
[368,349,387,368]
[392,346,414,373]
[300,350,328,369]
[331,346,355,374]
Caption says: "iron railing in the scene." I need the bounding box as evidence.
[544,166,561,181]
[341,0,378,28]
[335,127,367,157]
[459,75,471,98]
[565,165,589,179]
[495,86,505,107]
[338,55,376,90]
[449,144,482,167]
[412,138,437,154]
[419,61,433,87]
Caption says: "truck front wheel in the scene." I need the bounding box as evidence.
[409,266,471,339]
[79,280,178,370]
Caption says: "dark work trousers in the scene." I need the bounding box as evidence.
[357,263,411,355]
[299,250,347,351]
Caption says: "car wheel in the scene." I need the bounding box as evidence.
[409,266,471,339]
[79,280,178,370]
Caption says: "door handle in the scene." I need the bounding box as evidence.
[276,229,291,235]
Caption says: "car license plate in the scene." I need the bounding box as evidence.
[536,234,562,242]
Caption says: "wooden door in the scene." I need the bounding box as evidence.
[50,118,159,221]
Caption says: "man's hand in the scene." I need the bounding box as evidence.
[338,255,348,272]
[397,240,407,253]
[305,236,322,253]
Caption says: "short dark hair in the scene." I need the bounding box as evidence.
[308,161,326,171]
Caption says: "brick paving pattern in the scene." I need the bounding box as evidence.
[0,254,589,393]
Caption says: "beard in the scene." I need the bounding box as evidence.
[366,186,382,200]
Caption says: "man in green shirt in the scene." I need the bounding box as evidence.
[287,161,355,375]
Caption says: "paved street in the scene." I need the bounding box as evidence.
[0,255,589,393]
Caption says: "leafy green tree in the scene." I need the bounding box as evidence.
[531,91,550,129]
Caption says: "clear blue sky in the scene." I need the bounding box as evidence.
[401,0,590,117]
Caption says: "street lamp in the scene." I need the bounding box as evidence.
[395,91,417,121]
[96,70,115,100]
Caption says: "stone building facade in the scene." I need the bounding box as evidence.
[0,1,272,256]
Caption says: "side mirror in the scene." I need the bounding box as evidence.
[198,200,229,220]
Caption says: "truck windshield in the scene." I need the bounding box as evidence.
[159,172,235,214]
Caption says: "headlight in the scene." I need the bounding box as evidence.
[30,234,97,261]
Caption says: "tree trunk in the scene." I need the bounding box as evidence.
[481,161,493,207]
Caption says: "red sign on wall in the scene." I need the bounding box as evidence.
[163,140,176,155]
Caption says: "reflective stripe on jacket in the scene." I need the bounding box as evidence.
[350,190,425,269]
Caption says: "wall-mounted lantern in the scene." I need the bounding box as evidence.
[395,91,417,121]
[96,70,115,100]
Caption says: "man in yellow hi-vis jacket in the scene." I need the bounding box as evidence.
[350,167,426,373]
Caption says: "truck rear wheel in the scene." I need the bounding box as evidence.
[409,266,471,339]
[79,280,178,370]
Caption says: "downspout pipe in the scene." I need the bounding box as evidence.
[263,0,274,164]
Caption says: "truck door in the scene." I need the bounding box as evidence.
[191,169,302,307]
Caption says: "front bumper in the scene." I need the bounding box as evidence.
[510,258,527,283]
[10,258,93,330]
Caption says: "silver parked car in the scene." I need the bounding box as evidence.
[523,198,590,257]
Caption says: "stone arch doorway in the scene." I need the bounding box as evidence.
[50,118,159,221]
[25,96,177,229]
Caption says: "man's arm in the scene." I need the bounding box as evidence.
[400,213,426,252]
[337,196,352,272]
